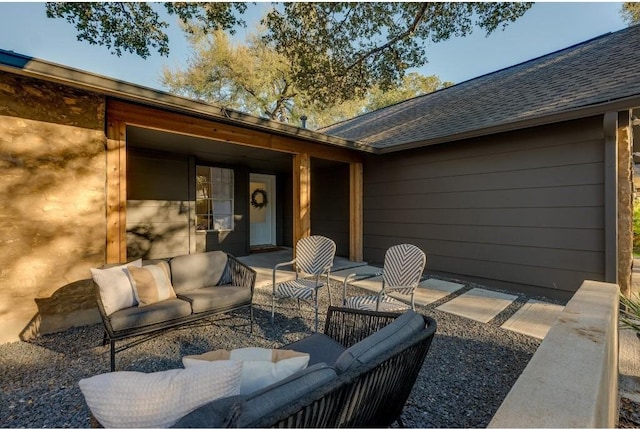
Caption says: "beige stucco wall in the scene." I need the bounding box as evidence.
[0,72,106,343]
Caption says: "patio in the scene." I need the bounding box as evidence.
[0,252,550,427]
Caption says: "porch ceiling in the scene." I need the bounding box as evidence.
[127,125,292,173]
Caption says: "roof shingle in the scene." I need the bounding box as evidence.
[321,25,640,151]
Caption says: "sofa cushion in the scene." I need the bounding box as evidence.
[281,333,346,367]
[335,310,425,373]
[127,261,177,306]
[239,363,338,426]
[79,360,243,428]
[173,363,338,428]
[109,298,193,332]
[183,347,309,394]
[170,251,228,294]
[170,395,243,428]
[177,286,251,314]
[91,259,142,316]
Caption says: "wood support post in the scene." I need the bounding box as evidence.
[106,119,127,263]
[293,153,311,255]
[350,162,363,262]
[617,110,633,296]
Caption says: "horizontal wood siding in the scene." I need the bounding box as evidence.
[363,117,605,297]
[127,149,190,259]
[127,149,250,258]
[311,161,350,256]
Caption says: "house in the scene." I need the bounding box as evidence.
[0,24,638,344]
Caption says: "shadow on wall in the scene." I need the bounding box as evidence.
[20,279,101,341]
[126,200,191,260]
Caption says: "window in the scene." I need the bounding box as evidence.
[196,166,234,231]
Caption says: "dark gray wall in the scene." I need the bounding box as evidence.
[363,116,606,300]
[311,159,350,256]
[127,148,250,259]
[127,149,191,259]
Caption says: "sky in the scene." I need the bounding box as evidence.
[0,2,628,92]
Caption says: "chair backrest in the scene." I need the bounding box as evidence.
[383,244,426,294]
[295,235,337,275]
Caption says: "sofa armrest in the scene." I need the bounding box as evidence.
[224,255,257,294]
[94,282,116,339]
[323,306,401,348]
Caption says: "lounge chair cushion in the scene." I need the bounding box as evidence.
[281,333,347,366]
[91,259,142,316]
[335,310,425,373]
[173,363,338,428]
[108,298,192,332]
[170,251,228,294]
[177,286,251,314]
[80,360,243,428]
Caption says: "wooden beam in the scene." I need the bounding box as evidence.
[107,99,362,163]
[106,119,127,263]
[293,153,311,254]
[603,111,618,284]
[349,162,363,262]
[617,110,633,296]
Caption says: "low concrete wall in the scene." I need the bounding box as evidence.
[489,280,619,428]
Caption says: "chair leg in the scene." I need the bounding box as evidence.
[271,295,275,325]
[102,330,108,347]
[314,291,319,333]
[249,305,254,334]
[110,340,116,372]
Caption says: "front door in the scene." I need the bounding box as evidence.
[249,173,277,248]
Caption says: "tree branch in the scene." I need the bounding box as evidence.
[344,3,429,73]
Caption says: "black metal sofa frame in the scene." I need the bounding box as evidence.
[95,254,257,371]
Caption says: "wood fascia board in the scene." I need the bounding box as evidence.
[374,95,640,154]
[107,99,364,163]
[0,50,370,153]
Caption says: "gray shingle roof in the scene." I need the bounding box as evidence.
[321,25,640,151]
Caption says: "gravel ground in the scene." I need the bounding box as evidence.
[1,278,550,427]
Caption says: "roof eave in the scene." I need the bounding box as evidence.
[375,96,640,154]
[0,49,374,153]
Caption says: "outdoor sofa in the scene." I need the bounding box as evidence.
[93,251,257,371]
[173,306,437,428]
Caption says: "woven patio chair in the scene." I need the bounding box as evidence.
[272,235,336,332]
[344,243,426,312]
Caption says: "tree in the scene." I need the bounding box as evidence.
[162,29,300,122]
[162,29,451,129]
[46,2,532,107]
[621,2,640,25]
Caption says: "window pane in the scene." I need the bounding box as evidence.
[196,199,211,216]
[196,215,211,231]
[214,215,232,231]
[214,200,232,214]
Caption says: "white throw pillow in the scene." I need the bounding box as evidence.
[91,259,142,316]
[183,347,310,395]
[79,361,242,428]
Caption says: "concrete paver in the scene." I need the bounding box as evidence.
[437,288,517,323]
[501,299,564,339]
[414,278,464,305]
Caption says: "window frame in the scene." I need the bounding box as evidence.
[195,165,235,232]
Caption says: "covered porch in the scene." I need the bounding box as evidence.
[105,99,366,265]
